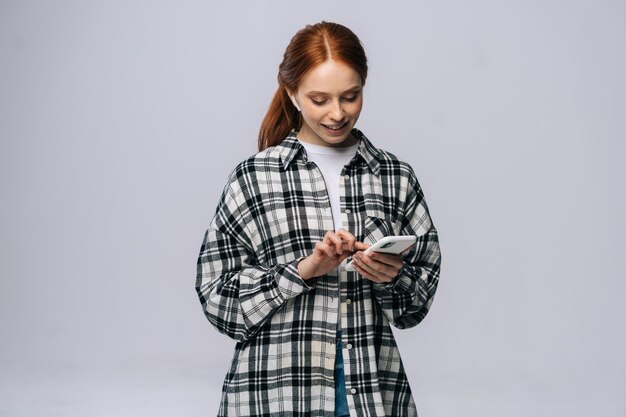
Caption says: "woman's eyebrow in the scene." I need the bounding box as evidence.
[306,86,362,95]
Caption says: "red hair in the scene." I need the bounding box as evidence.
[258,21,368,151]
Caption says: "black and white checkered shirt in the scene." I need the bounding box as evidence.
[196,129,441,416]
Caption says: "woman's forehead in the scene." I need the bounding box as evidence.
[298,60,362,94]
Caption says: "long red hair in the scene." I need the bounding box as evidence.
[258,22,368,151]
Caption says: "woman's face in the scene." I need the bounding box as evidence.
[289,59,363,147]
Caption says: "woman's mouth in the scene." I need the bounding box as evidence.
[321,121,350,135]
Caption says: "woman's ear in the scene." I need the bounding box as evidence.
[286,88,301,112]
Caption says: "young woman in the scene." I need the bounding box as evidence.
[196,21,441,417]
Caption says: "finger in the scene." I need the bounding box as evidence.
[315,241,336,259]
[368,252,404,269]
[336,229,356,251]
[352,257,391,283]
[352,254,378,279]
[351,257,379,282]
[357,252,398,281]
[324,231,344,255]
[353,241,370,252]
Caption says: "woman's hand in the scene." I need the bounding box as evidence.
[298,229,357,280]
[350,245,404,284]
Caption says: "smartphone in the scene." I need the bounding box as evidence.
[344,235,417,272]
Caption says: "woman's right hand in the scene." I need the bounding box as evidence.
[297,229,358,280]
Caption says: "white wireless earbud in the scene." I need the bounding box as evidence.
[289,95,301,112]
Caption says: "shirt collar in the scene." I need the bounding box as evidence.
[278,128,381,175]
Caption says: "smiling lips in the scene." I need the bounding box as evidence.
[322,121,349,132]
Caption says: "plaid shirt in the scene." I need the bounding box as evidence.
[196,129,441,416]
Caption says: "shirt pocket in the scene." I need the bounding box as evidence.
[360,215,398,245]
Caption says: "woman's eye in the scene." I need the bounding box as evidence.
[309,93,359,105]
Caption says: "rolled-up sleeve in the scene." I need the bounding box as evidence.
[372,171,441,329]
[195,180,314,343]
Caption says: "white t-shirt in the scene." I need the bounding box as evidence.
[299,140,359,231]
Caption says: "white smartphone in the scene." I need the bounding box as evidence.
[344,235,417,272]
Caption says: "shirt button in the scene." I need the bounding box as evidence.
[345,209,351,214]
[346,298,352,304]
[351,388,357,395]
[346,343,353,350]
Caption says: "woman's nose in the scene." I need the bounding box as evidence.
[329,100,345,121]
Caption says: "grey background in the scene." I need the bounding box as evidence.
[1,1,625,416]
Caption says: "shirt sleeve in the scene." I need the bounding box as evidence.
[195,176,315,343]
[371,170,442,329]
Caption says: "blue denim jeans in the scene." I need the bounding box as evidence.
[334,330,350,417]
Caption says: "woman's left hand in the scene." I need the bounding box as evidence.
[350,244,404,284]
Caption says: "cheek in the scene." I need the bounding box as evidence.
[348,97,363,113]
[348,102,363,117]
[301,107,324,124]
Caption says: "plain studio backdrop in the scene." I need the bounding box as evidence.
[1,1,625,416]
